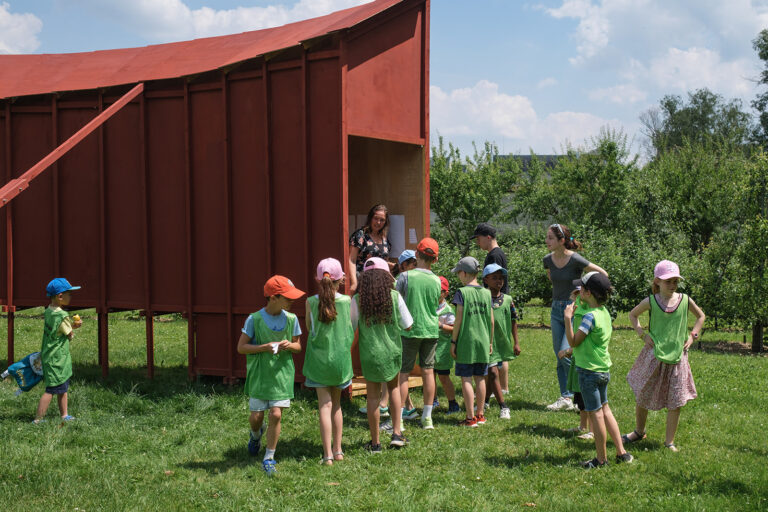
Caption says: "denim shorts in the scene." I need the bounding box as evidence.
[455,362,489,377]
[435,368,452,376]
[249,398,291,411]
[577,367,610,412]
[45,380,70,395]
[303,377,352,390]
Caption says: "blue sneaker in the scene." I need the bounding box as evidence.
[262,458,277,476]
[248,426,264,456]
[433,398,439,408]
[447,401,460,414]
[61,415,75,422]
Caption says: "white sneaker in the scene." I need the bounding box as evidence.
[500,407,511,419]
[501,389,509,395]
[578,431,594,440]
[380,420,393,433]
[546,396,574,411]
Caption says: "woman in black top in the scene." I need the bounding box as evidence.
[348,204,394,293]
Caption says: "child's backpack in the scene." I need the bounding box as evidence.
[1,352,44,395]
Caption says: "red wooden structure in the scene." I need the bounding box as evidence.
[0,0,430,381]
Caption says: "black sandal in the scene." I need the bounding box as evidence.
[621,430,646,444]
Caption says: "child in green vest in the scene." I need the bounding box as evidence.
[564,272,633,468]
[237,275,304,476]
[395,238,442,430]
[352,257,413,452]
[34,278,83,424]
[450,257,494,427]
[623,260,705,452]
[482,264,520,420]
[434,276,460,413]
[303,258,355,465]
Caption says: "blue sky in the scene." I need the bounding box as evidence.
[1,0,767,157]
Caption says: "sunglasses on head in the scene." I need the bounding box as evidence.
[550,223,564,238]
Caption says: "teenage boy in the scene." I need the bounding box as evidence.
[450,257,494,427]
[563,272,633,468]
[396,238,441,430]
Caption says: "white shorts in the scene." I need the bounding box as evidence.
[249,398,291,412]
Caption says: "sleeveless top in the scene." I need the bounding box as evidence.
[649,293,689,365]
[356,290,402,383]
[434,301,455,371]
[303,295,354,386]
[41,306,72,387]
[245,310,298,400]
[400,270,441,338]
[572,299,612,372]
[455,286,493,364]
[490,294,515,364]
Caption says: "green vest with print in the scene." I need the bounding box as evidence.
[303,295,354,386]
[455,286,493,364]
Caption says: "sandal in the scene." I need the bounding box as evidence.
[333,451,344,461]
[665,443,679,452]
[320,456,334,466]
[621,430,646,445]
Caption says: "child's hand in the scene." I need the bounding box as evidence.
[514,343,521,356]
[277,340,291,352]
[683,335,693,351]
[557,348,569,360]
[450,344,457,359]
[643,334,655,348]
[569,289,580,301]
[72,314,82,329]
[563,303,576,319]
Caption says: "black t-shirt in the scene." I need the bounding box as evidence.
[484,246,508,294]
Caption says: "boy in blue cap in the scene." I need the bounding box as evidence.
[34,278,83,423]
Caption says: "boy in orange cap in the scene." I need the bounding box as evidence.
[237,275,305,476]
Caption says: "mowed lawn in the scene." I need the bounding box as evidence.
[1,307,767,511]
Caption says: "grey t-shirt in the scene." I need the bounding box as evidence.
[543,252,590,301]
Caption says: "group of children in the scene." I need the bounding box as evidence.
[6,240,703,475]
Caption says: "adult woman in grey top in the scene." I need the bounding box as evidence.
[542,223,607,411]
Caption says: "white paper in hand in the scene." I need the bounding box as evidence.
[271,342,279,354]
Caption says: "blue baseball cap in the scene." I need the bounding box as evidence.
[398,250,416,265]
[46,278,81,297]
[482,263,508,279]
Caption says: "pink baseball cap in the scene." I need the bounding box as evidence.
[363,257,390,272]
[654,260,682,280]
[316,258,344,281]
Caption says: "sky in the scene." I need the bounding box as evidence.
[1,0,767,157]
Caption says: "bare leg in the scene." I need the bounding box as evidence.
[589,408,607,463]
[35,392,53,421]
[579,410,590,431]
[500,361,509,391]
[330,387,344,459]
[249,410,265,433]
[387,377,403,436]
[487,366,504,405]
[437,374,456,401]
[366,382,382,445]
[379,385,389,409]
[422,368,435,410]
[602,403,626,456]
[461,377,475,419]
[475,375,487,418]
[635,404,649,436]
[265,407,282,451]
[316,387,334,460]
[57,392,68,417]
[398,372,410,411]
[665,408,682,445]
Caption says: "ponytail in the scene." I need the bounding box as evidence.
[550,223,582,251]
[317,275,338,323]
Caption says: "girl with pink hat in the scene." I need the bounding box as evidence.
[623,260,706,452]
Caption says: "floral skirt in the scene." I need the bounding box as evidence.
[626,344,697,411]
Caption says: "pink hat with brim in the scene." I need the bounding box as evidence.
[363,257,390,272]
[654,260,682,280]
[316,258,345,281]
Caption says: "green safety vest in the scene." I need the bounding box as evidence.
[356,290,402,383]
[649,294,689,364]
[455,286,493,364]
[244,310,298,400]
[401,270,441,339]
[303,295,354,386]
[41,306,72,387]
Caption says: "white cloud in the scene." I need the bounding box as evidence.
[537,77,558,89]
[0,2,42,54]
[430,80,620,154]
[589,84,647,104]
[75,0,374,41]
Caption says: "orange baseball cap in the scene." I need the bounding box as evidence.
[417,237,439,257]
[264,275,305,299]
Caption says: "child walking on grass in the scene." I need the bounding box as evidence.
[304,258,355,465]
[623,260,705,452]
[434,276,460,414]
[482,264,520,420]
[450,257,493,427]
[35,278,83,423]
[352,257,412,452]
[237,275,304,476]
[564,272,633,468]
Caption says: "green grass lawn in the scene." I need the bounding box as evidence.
[1,308,767,511]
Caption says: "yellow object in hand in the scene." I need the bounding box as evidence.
[72,314,81,322]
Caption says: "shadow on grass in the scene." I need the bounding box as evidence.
[509,422,575,439]
[182,438,321,474]
[485,450,579,468]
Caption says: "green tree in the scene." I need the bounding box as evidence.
[641,88,754,158]
[752,29,768,147]
[429,137,521,254]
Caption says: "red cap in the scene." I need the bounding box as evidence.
[417,237,439,257]
[264,275,305,300]
[439,276,450,292]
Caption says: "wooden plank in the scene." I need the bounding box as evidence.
[349,375,423,397]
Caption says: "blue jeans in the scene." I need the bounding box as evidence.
[551,300,573,398]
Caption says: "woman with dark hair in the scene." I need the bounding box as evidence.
[348,204,394,293]
[543,223,607,411]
